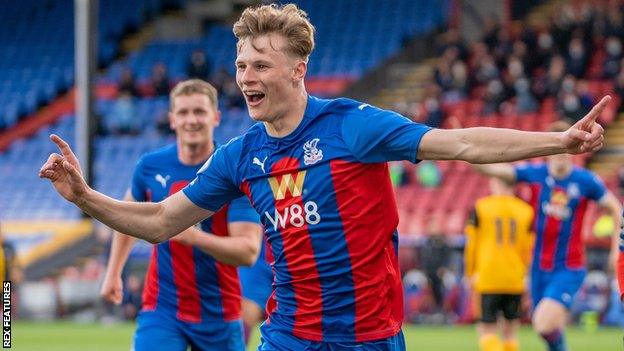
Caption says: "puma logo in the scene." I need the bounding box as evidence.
[155,174,170,188]
[253,156,268,173]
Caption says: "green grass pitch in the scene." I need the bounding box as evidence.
[9,321,622,350]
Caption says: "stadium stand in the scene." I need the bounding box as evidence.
[0,0,179,130]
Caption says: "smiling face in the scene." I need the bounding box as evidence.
[235,33,306,123]
[169,93,220,148]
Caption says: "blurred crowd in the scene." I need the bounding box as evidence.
[100,49,245,136]
[396,0,624,128]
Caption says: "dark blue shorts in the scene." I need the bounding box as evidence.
[239,255,273,310]
[256,323,406,351]
[134,310,245,351]
[530,269,586,309]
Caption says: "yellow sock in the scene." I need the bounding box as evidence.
[503,340,519,351]
[479,334,504,351]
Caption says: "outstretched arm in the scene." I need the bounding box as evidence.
[39,135,213,243]
[100,191,138,305]
[417,96,609,163]
[172,221,263,266]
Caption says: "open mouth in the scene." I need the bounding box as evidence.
[245,91,266,105]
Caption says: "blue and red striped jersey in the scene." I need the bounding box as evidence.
[514,163,606,272]
[184,96,431,342]
[131,144,259,323]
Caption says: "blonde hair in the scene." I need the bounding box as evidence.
[233,3,315,60]
[169,79,218,111]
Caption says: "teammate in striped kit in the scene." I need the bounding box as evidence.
[475,122,622,351]
[41,4,609,350]
[100,80,262,351]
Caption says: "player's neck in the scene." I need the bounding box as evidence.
[177,141,214,166]
[264,90,308,138]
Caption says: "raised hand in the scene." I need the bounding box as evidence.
[38,134,89,203]
[562,95,610,154]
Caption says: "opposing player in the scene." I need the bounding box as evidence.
[474,121,622,351]
[99,79,263,351]
[239,239,273,344]
[464,178,534,351]
[41,4,610,350]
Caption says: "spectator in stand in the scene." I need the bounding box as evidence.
[615,65,624,112]
[108,91,140,135]
[514,77,538,114]
[533,55,566,101]
[437,28,468,61]
[558,75,590,122]
[482,16,501,50]
[187,49,211,81]
[151,63,170,97]
[435,58,454,92]
[474,55,500,87]
[575,79,594,112]
[535,31,556,69]
[605,7,624,38]
[566,37,588,78]
[423,84,445,127]
[492,27,514,68]
[118,67,139,97]
[603,36,622,79]
[483,79,506,115]
[447,60,469,102]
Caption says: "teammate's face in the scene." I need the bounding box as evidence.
[235,34,304,122]
[547,153,573,177]
[169,93,220,147]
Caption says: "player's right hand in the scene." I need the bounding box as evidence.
[38,134,89,203]
[562,95,609,154]
[100,273,123,305]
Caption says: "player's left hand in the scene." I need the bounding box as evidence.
[562,95,610,154]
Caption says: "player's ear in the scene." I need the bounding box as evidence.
[293,59,306,82]
[168,111,176,131]
[213,109,221,127]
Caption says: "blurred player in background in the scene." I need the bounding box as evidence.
[0,222,21,284]
[41,4,611,351]
[100,79,263,351]
[239,239,273,344]
[464,178,534,351]
[475,121,622,351]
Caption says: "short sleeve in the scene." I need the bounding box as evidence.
[341,102,432,163]
[227,196,260,224]
[130,158,148,201]
[183,141,244,212]
[514,163,540,183]
[585,172,607,202]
